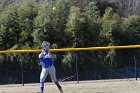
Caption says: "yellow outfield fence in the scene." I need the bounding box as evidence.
[0,45,140,53]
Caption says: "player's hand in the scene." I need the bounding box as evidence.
[39,53,43,58]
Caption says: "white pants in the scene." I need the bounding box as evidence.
[40,65,57,83]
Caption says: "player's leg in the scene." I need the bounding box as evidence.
[38,67,48,93]
[49,65,63,93]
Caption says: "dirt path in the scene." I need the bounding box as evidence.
[0,79,140,93]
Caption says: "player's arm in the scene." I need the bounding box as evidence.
[39,49,43,58]
[39,53,43,58]
[48,52,52,58]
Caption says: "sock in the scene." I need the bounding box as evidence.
[40,82,44,92]
[40,87,44,92]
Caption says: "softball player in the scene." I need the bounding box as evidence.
[37,41,63,93]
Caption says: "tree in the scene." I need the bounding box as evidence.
[18,1,38,49]
[65,6,87,48]
[121,15,140,45]
[0,5,20,50]
[85,0,101,46]
[99,7,121,68]
[116,15,140,67]
[33,0,71,48]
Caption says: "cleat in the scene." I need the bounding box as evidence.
[37,92,44,93]
[55,81,63,93]
[60,88,63,93]
[58,86,63,93]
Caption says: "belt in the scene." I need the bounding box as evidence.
[45,64,52,68]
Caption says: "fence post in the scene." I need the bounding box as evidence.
[75,52,79,83]
[134,50,137,81]
[20,54,24,86]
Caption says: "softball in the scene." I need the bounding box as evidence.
[53,7,56,11]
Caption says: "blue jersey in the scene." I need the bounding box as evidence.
[39,50,54,68]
